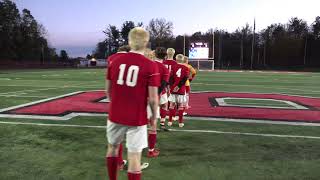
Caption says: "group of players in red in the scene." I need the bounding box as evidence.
[105,27,196,180]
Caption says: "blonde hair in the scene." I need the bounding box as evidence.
[128,27,150,51]
[176,54,184,63]
[144,48,155,60]
[166,48,175,59]
[183,56,189,63]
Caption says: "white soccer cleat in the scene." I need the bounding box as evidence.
[173,116,178,121]
[183,112,187,116]
[167,122,173,126]
[179,123,184,128]
[141,162,149,170]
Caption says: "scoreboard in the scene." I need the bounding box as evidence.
[188,42,209,59]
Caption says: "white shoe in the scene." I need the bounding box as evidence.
[173,116,178,121]
[179,123,184,128]
[141,162,149,170]
[123,160,127,166]
[183,112,187,116]
[167,122,173,126]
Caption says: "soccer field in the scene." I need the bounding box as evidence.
[1,69,320,180]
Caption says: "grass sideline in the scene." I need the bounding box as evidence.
[1,69,320,180]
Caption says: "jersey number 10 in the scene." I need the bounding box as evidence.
[117,64,139,87]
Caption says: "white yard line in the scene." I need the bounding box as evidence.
[0,121,319,140]
[0,91,82,112]
[192,83,320,93]
[0,95,49,98]
[0,87,62,95]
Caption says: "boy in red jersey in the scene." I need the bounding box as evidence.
[107,45,131,170]
[163,48,177,73]
[147,47,170,158]
[168,54,190,128]
[107,45,131,66]
[105,27,160,180]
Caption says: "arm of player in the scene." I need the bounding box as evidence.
[148,86,159,131]
[173,76,188,92]
[189,66,197,82]
[105,79,111,101]
[158,80,168,95]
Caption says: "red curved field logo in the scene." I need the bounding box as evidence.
[0,91,320,124]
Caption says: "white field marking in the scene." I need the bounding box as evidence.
[0,84,101,88]
[0,82,98,95]
[191,91,320,99]
[0,87,62,95]
[192,82,320,93]
[184,116,320,127]
[168,129,320,140]
[215,97,308,110]
[0,90,320,126]
[0,95,49,98]
[0,78,11,80]
[0,91,82,113]
[0,121,320,140]
[1,112,320,127]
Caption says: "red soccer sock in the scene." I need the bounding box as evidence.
[160,108,167,119]
[118,144,123,165]
[128,171,141,180]
[169,109,176,122]
[148,132,157,151]
[178,109,185,123]
[106,157,118,180]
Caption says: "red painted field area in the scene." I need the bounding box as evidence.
[2,91,320,123]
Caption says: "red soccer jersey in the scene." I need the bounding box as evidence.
[170,63,190,95]
[155,60,169,94]
[155,60,169,82]
[107,52,160,126]
[107,52,126,66]
[163,59,177,73]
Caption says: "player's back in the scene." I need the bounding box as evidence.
[170,63,190,95]
[155,60,169,83]
[107,52,159,126]
[163,59,177,73]
[107,52,126,66]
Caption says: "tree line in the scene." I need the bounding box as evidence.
[94,17,320,69]
[0,0,69,64]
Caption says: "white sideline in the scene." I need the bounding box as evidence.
[0,121,320,140]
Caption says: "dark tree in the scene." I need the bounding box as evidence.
[59,50,69,61]
[86,54,92,59]
[312,16,320,39]
[0,0,57,63]
[0,0,21,60]
[121,21,135,44]
[147,18,174,48]
[103,25,121,54]
[288,17,308,39]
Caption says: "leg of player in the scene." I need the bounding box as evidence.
[127,151,142,180]
[159,104,168,128]
[106,143,120,180]
[147,129,160,158]
[117,144,127,170]
[178,105,185,128]
[168,102,176,126]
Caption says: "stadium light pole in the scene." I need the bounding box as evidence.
[250,18,256,70]
[212,33,215,60]
[183,35,186,56]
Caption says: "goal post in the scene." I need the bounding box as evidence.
[188,58,215,71]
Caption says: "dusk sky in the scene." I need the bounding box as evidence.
[14,0,320,57]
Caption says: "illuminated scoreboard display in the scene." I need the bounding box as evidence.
[189,42,209,59]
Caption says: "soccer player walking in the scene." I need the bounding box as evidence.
[183,56,197,110]
[168,54,190,127]
[105,27,160,180]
